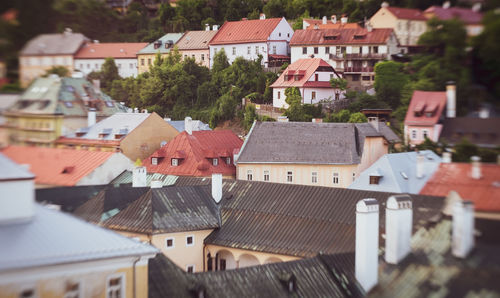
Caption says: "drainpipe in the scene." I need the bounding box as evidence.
[203,244,206,272]
[132,256,141,298]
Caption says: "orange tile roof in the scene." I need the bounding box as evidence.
[74,42,148,59]
[420,163,500,212]
[143,130,243,177]
[1,146,114,186]
[290,28,394,46]
[209,18,283,45]
[270,58,335,88]
[386,6,427,21]
[404,91,447,126]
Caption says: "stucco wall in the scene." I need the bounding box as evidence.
[74,58,139,78]
[355,136,389,176]
[76,153,133,186]
[404,124,439,146]
[5,114,63,146]
[179,49,210,68]
[19,55,74,88]
[370,7,426,46]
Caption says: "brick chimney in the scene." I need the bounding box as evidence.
[355,198,379,292]
[385,195,412,264]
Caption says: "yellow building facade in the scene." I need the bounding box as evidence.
[4,113,63,146]
[18,55,74,88]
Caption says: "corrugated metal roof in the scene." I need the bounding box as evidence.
[209,18,283,45]
[176,30,218,50]
[74,42,148,59]
[290,28,394,46]
[110,170,179,187]
[20,32,88,56]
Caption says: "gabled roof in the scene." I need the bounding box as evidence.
[270,58,337,88]
[439,117,500,148]
[138,33,184,55]
[349,150,442,193]
[237,121,399,165]
[144,130,243,177]
[0,204,157,272]
[20,31,88,56]
[74,42,148,59]
[1,146,116,186]
[0,153,34,181]
[166,119,211,132]
[175,30,218,50]
[290,28,394,46]
[209,18,283,45]
[404,90,447,126]
[425,6,483,24]
[385,6,427,21]
[420,163,500,212]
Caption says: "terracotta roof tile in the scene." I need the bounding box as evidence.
[74,42,148,59]
[404,91,447,126]
[424,6,483,24]
[290,28,394,46]
[209,18,283,45]
[386,6,427,21]
[270,58,335,88]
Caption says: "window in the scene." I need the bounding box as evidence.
[129,63,133,69]
[255,46,259,54]
[287,33,290,37]
[411,129,417,139]
[148,58,151,65]
[192,54,195,58]
[107,275,124,298]
[141,59,144,66]
[226,157,231,164]
[184,55,187,59]
[333,173,339,185]
[264,170,270,182]
[312,172,318,184]
[311,91,316,100]
[325,47,330,54]
[352,172,356,182]
[247,170,253,181]
[247,46,251,54]
[373,46,378,54]
[212,158,218,166]
[64,282,80,298]
[20,289,35,298]
[165,237,174,249]
[186,265,195,273]
[422,130,429,139]
[302,47,307,54]
[279,32,282,37]
[87,64,90,69]
[79,63,83,69]
[287,171,293,183]
[277,91,280,99]
[171,158,178,166]
[352,75,360,81]
[362,76,371,81]
[314,47,318,54]
[315,74,318,81]
[232,47,236,55]
[95,63,99,69]
[201,54,205,61]
[369,176,381,185]
[273,45,276,54]
[151,157,158,165]
[186,235,194,246]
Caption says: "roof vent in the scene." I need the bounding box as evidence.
[278,273,296,293]
[62,166,75,174]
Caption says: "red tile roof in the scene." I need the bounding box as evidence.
[74,42,148,59]
[290,28,394,46]
[270,58,335,88]
[420,163,500,212]
[386,6,427,21]
[209,18,283,45]
[1,146,114,186]
[404,91,447,126]
[424,6,483,24]
[143,130,243,177]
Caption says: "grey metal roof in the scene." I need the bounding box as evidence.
[138,33,184,54]
[0,204,157,272]
[0,153,34,181]
[36,185,106,212]
[237,121,400,165]
[166,120,211,132]
[349,150,442,194]
[439,117,500,148]
[20,32,88,56]
[110,170,180,187]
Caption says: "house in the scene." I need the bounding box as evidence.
[4,76,127,146]
[439,117,500,148]
[1,145,133,188]
[403,86,453,146]
[166,117,211,132]
[18,28,88,87]
[424,3,483,36]
[74,42,148,78]
[270,58,344,109]
[236,121,399,187]
[0,153,157,298]
[303,15,362,30]
[143,125,243,178]
[290,27,399,89]
[349,150,442,193]
[55,112,180,161]
[176,29,218,68]
[208,16,294,68]
[369,2,427,47]
[137,33,184,74]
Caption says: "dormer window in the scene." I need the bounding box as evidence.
[225,157,231,164]
[151,157,158,165]
[369,176,381,185]
[171,158,178,166]
[212,158,218,166]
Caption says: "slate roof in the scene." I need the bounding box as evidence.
[175,30,218,50]
[439,117,500,148]
[270,58,338,88]
[420,163,500,212]
[0,204,157,272]
[237,121,399,165]
[74,42,148,59]
[404,90,447,126]
[138,33,184,55]
[349,150,442,194]
[36,185,106,212]
[20,31,88,56]
[209,18,283,45]
[166,119,211,132]
[1,146,116,186]
[0,152,34,181]
[424,6,483,24]
[149,253,364,298]
[290,28,394,46]
[386,6,427,21]
[143,130,243,177]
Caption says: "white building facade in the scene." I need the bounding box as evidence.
[74,58,139,78]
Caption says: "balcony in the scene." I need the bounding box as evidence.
[344,53,386,60]
[343,67,374,73]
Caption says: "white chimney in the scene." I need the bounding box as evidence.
[385,195,412,264]
[151,180,163,188]
[132,166,147,187]
[205,24,210,31]
[212,173,222,203]
[443,1,451,9]
[416,153,425,178]
[442,152,452,163]
[331,15,337,24]
[368,117,379,132]
[185,116,193,135]
[478,107,489,119]
[452,200,475,258]
[212,25,219,31]
[87,109,96,127]
[381,2,389,8]
[134,107,139,113]
[355,198,379,293]
[446,82,456,118]
[322,16,327,24]
[471,156,481,179]
[341,15,348,24]
[260,13,266,20]
[472,3,481,12]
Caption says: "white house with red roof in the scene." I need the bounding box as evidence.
[208,16,294,68]
[270,58,344,109]
[74,42,147,78]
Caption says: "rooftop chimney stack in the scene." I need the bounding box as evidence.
[416,153,425,178]
[212,173,223,203]
[205,24,210,31]
[87,108,96,127]
[341,15,348,24]
[442,152,452,163]
[132,166,147,187]
[331,15,337,24]
[472,3,481,12]
[355,198,379,293]
[385,195,413,264]
[322,16,327,24]
[452,200,475,258]
[185,116,193,135]
[443,1,451,9]
[381,2,389,8]
[212,25,219,31]
[471,156,481,179]
[368,117,379,132]
[260,13,266,20]
[446,82,456,118]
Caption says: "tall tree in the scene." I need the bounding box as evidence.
[374,61,408,109]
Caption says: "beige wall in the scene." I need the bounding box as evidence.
[179,49,210,68]
[5,113,63,146]
[356,136,389,175]
[370,7,427,45]
[19,55,74,88]
[137,53,167,74]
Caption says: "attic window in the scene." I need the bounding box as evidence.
[324,35,339,40]
[75,127,89,137]
[278,273,296,293]
[62,166,75,174]
[353,34,366,40]
[152,157,158,165]
[171,158,178,166]
[153,40,162,49]
[212,158,218,166]
[369,176,381,185]
[225,157,231,164]
[99,128,112,138]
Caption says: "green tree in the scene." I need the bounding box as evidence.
[453,138,479,162]
[243,104,257,130]
[374,61,408,109]
[330,77,348,90]
[348,112,367,123]
[212,48,230,74]
[99,57,120,92]
[43,66,69,77]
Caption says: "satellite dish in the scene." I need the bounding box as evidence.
[160,141,167,147]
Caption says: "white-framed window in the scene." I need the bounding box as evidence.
[247,170,253,181]
[87,64,90,69]
[247,46,251,54]
[79,63,83,69]
[312,172,318,183]
[226,157,231,164]
[422,129,429,139]
[171,158,178,166]
[255,46,259,54]
[333,172,339,185]
[312,91,316,100]
[151,157,158,165]
[129,63,133,69]
[212,158,218,166]
[186,235,194,247]
[287,171,293,183]
[201,54,205,61]
[106,273,125,298]
[263,170,270,182]
[186,265,195,273]
[165,237,174,249]
[273,45,276,54]
[277,91,280,99]
[64,282,80,298]
[411,129,417,140]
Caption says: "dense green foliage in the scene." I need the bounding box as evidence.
[43,66,69,78]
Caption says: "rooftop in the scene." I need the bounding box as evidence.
[74,42,148,59]
[404,90,447,126]
[385,6,427,21]
[166,119,211,132]
[425,5,483,24]
[0,152,34,181]
[175,30,218,50]
[270,58,337,88]
[20,31,88,56]
[290,28,394,46]
[138,33,184,55]
[209,18,283,45]
[439,117,500,148]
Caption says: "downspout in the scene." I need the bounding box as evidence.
[132,256,141,298]
[203,243,206,272]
